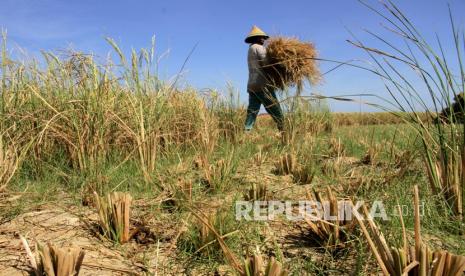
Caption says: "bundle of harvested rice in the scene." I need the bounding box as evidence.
[265,37,321,90]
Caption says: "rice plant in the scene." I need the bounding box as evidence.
[281,96,333,146]
[304,187,356,250]
[208,84,245,143]
[0,133,30,191]
[327,137,345,159]
[351,0,465,222]
[291,156,315,185]
[0,33,221,185]
[360,134,382,165]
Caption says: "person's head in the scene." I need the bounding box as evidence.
[245,25,269,45]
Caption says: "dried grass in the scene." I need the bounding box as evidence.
[266,37,321,90]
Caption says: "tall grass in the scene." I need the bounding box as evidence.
[352,0,465,224]
[0,35,222,189]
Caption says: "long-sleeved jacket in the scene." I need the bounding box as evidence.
[247,44,268,93]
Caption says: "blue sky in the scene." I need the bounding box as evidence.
[1,0,464,111]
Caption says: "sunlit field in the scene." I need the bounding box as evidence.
[1,1,465,275]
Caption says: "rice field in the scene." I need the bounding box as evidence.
[1,1,465,275]
[0,57,463,274]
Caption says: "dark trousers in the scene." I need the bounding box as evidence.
[244,89,284,131]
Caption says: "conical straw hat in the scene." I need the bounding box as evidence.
[245,25,269,43]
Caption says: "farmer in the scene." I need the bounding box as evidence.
[244,25,284,132]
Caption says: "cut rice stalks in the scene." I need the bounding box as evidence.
[94,192,132,243]
[243,254,288,276]
[292,161,315,185]
[199,150,237,191]
[191,212,237,256]
[253,148,268,167]
[328,137,346,158]
[20,236,85,276]
[37,243,85,276]
[304,187,356,250]
[244,182,269,201]
[191,211,288,275]
[355,185,465,275]
[424,147,464,221]
[190,210,244,274]
[274,153,297,175]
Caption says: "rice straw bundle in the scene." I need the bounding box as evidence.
[266,37,321,91]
